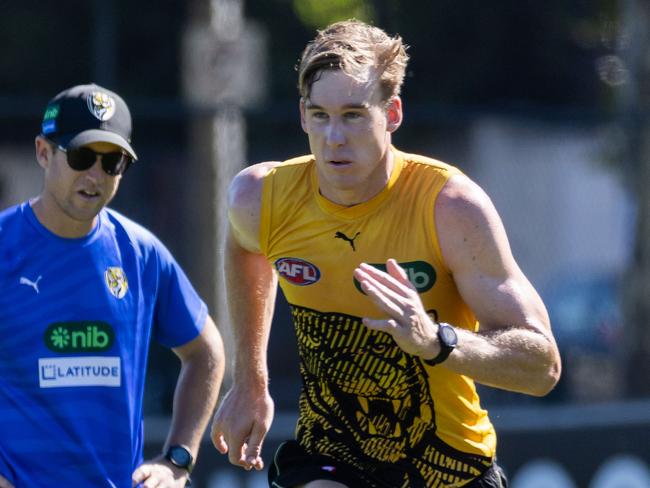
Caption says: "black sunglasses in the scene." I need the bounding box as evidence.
[47,139,133,176]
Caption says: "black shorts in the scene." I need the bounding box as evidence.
[267,440,509,488]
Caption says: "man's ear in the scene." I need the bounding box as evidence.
[34,136,54,170]
[386,96,403,133]
[299,97,308,134]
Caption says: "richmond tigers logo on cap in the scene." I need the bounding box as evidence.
[87,91,116,121]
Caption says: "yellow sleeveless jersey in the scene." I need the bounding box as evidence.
[260,148,497,487]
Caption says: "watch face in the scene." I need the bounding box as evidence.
[440,324,458,347]
[169,446,192,467]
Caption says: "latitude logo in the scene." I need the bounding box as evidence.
[334,231,361,251]
[45,321,115,353]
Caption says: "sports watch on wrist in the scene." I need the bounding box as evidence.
[165,445,194,473]
[423,322,458,366]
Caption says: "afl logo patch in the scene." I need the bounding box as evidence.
[104,267,128,299]
[87,91,116,121]
[275,258,320,286]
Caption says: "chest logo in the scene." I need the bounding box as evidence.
[334,231,361,251]
[354,260,437,294]
[105,267,128,299]
[275,258,321,286]
[20,275,42,294]
[45,321,115,353]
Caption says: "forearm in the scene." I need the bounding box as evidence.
[445,325,561,396]
[165,329,224,457]
[228,284,276,384]
[211,234,277,470]
[225,237,277,387]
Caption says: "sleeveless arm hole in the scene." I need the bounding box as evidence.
[259,168,274,257]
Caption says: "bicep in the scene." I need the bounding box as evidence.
[437,175,551,336]
[226,230,277,289]
[225,227,278,327]
[455,264,550,337]
[226,162,280,320]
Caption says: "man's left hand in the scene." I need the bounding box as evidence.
[353,259,442,360]
[132,455,190,488]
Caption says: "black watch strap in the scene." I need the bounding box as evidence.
[423,322,458,366]
[165,445,194,474]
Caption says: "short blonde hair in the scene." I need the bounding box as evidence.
[297,19,409,103]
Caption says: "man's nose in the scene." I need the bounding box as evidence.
[326,122,345,146]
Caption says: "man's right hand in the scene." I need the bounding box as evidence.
[210,384,275,471]
[0,474,14,488]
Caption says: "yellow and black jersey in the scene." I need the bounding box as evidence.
[260,147,497,487]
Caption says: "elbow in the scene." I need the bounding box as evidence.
[525,328,563,397]
[529,353,562,397]
[210,327,227,378]
[195,318,226,382]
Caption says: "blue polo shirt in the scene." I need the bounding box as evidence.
[0,202,207,487]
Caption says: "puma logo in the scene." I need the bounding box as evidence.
[20,275,42,294]
[334,231,361,251]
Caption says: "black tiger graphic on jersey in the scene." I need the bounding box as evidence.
[290,305,491,487]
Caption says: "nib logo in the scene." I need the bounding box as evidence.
[45,322,114,353]
[354,261,437,294]
[50,327,71,349]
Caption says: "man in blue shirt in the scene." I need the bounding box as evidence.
[0,84,225,487]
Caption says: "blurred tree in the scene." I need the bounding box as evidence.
[292,0,375,28]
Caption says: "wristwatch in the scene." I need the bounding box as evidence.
[165,445,194,473]
[423,322,458,366]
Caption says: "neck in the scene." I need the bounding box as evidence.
[30,197,97,238]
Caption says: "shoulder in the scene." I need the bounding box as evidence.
[395,149,462,181]
[228,157,312,208]
[393,150,464,196]
[436,173,493,218]
[104,208,155,242]
[229,157,314,252]
[103,208,171,261]
[398,150,461,174]
[0,203,22,229]
[228,161,281,210]
[435,174,512,272]
[228,161,282,252]
[0,204,23,260]
[0,203,32,248]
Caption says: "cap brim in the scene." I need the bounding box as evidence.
[65,130,138,160]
